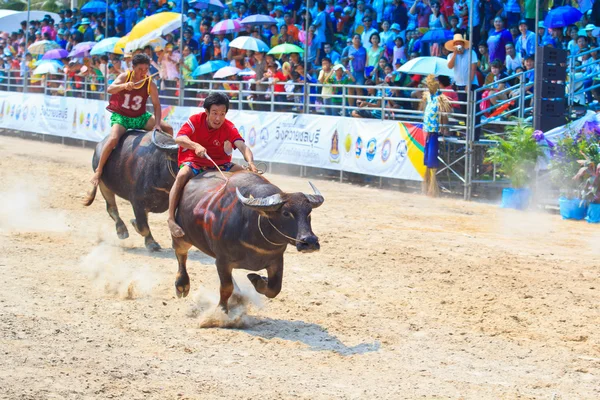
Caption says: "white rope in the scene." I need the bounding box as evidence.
[257,215,286,246]
[257,215,307,246]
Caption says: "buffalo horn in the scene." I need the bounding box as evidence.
[305,181,324,208]
[236,188,285,211]
[151,129,179,151]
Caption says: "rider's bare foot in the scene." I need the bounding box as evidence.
[90,170,102,186]
[168,218,185,238]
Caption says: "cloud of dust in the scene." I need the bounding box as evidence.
[0,182,68,233]
[495,207,557,240]
[186,276,264,329]
[79,243,160,299]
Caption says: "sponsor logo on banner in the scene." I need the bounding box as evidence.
[366,138,376,161]
[92,114,99,130]
[329,130,340,163]
[260,128,268,146]
[396,140,408,162]
[0,100,5,120]
[238,126,246,140]
[344,134,352,152]
[15,105,21,120]
[355,136,363,158]
[381,139,391,162]
[248,127,257,147]
[40,97,69,131]
[22,106,28,121]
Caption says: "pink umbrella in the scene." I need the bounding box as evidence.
[42,48,69,60]
[210,19,242,34]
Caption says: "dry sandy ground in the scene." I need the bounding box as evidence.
[0,135,599,400]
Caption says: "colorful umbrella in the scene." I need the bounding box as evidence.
[398,56,454,77]
[192,60,229,77]
[125,37,167,53]
[229,36,270,52]
[90,37,121,55]
[81,1,107,14]
[41,48,69,60]
[211,19,243,34]
[544,6,583,29]
[34,59,63,67]
[238,68,256,77]
[32,62,61,75]
[113,35,129,55]
[190,0,225,12]
[268,43,305,55]
[124,12,185,52]
[240,15,277,26]
[214,66,241,79]
[420,29,453,43]
[27,40,60,55]
[68,42,96,58]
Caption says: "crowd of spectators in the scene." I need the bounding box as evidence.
[1,0,599,119]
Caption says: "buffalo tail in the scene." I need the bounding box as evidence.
[82,185,98,206]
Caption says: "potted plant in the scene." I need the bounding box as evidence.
[549,130,588,220]
[485,122,544,210]
[573,140,600,223]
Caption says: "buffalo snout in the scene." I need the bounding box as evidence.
[296,235,320,253]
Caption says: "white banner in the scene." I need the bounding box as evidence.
[0,91,426,181]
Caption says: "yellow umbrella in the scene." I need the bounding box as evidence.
[113,35,129,55]
[124,12,185,51]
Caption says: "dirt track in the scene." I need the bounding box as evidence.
[0,135,599,399]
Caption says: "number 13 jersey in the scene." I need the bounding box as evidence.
[106,70,152,118]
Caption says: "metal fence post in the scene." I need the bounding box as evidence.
[63,73,67,97]
[238,82,242,111]
[270,82,275,112]
[568,56,575,117]
[518,71,525,119]
[178,79,184,106]
[342,85,346,117]
[380,89,385,121]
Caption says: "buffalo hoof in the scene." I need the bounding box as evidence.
[175,274,190,298]
[145,238,161,252]
[116,223,129,240]
[247,273,267,287]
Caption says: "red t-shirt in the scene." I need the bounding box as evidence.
[177,112,244,167]
[273,71,287,93]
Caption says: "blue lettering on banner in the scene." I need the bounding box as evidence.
[274,126,321,146]
[41,104,68,121]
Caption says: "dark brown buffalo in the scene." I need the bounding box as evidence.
[83,129,178,251]
[173,171,324,312]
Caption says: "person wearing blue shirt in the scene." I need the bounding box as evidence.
[515,20,535,58]
[487,16,512,63]
[124,1,137,33]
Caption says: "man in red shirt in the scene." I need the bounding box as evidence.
[167,92,258,238]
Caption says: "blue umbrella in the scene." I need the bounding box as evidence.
[544,6,583,29]
[420,29,453,43]
[240,14,277,26]
[229,36,270,52]
[192,60,229,77]
[81,1,108,14]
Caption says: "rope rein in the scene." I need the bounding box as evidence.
[257,215,307,246]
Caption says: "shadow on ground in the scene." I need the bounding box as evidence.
[242,317,380,356]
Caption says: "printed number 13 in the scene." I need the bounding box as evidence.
[122,93,143,111]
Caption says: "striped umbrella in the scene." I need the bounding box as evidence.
[41,48,69,60]
[229,36,270,52]
[90,37,121,55]
[190,0,225,12]
[240,15,277,26]
[211,19,243,34]
[124,12,184,52]
[27,40,60,55]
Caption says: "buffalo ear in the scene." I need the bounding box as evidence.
[236,188,285,212]
[305,181,324,208]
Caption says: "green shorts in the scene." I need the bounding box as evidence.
[110,111,152,130]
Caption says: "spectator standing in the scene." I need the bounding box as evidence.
[477,41,490,75]
[360,16,378,50]
[318,56,336,115]
[80,18,94,42]
[199,33,214,64]
[379,21,394,49]
[487,17,512,63]
[323,43,341,64]
[183,28,199,54]
[188,10,201,39]
[313,2,328,62]
[124,1,137,34]
[503,0,521,29]
[366,33,385,78]
[392,0,409,32]
[347,33,367,105]
[515,19,535,58]
[480,0,503,40]
[445,34,479,138]
[181,45,198,87]
[328,64,355,114]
